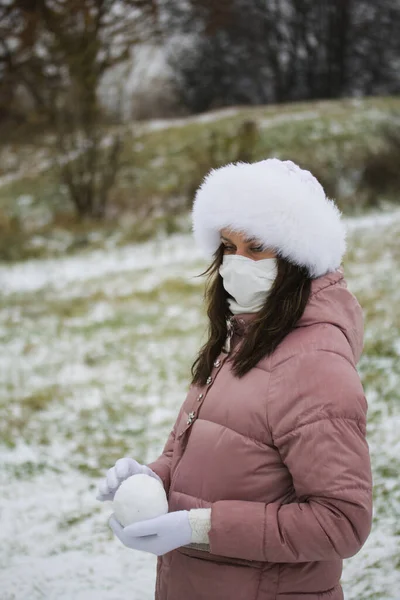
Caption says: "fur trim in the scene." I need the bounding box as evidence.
[191,159,346,278]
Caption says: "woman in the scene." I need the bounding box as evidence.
[97,159,373,600]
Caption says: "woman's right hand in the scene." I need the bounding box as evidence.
[96,457,162,501]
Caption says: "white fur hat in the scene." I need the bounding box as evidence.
[191,158,346,278]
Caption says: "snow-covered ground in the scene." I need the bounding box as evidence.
[0,210,400,599]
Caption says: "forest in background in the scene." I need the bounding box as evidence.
[1,0,400,125]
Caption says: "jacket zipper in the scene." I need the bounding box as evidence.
[223,316,234,354]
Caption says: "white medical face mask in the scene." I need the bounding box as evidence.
[219,254,278,314]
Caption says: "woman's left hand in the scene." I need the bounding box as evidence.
[109,510,192,556]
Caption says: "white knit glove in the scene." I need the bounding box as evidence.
[96,457,162,501]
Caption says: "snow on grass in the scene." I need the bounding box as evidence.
[137,106,242,133]
[345,206,400,233]
[258,109,320,128]
[0,232,204,296]
[1,213,400,599]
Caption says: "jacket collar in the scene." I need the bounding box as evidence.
[228,268,345,337]
[228,313,257,336]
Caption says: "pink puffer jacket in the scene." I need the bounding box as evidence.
[148,268,373,600]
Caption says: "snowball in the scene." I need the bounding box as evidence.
[113,474,168,527]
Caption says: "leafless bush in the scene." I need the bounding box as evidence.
[360,116,400,206]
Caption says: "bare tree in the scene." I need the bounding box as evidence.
[0,0,159,218]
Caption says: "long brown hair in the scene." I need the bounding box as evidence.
[191,244,312,384]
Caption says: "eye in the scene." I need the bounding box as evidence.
[251,245,265,253]
[222,244,235,252]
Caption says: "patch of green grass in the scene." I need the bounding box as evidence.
[58,508,100,530]
[363,337,399,359]
[0,387,63,447]
[20,390,57,412]
[6,461,60,480]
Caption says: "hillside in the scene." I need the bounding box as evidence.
[0,96,399,261]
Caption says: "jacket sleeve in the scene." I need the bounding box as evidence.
[147,403,185,495]
[208,351,373,563]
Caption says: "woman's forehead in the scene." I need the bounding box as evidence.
[220,228,259,243]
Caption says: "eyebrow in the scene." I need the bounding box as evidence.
[221,235,260,244]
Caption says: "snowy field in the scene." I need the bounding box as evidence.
[0,210,400,599]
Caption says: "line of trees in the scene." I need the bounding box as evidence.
[165,0,400,112]
[2,1,399,127]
